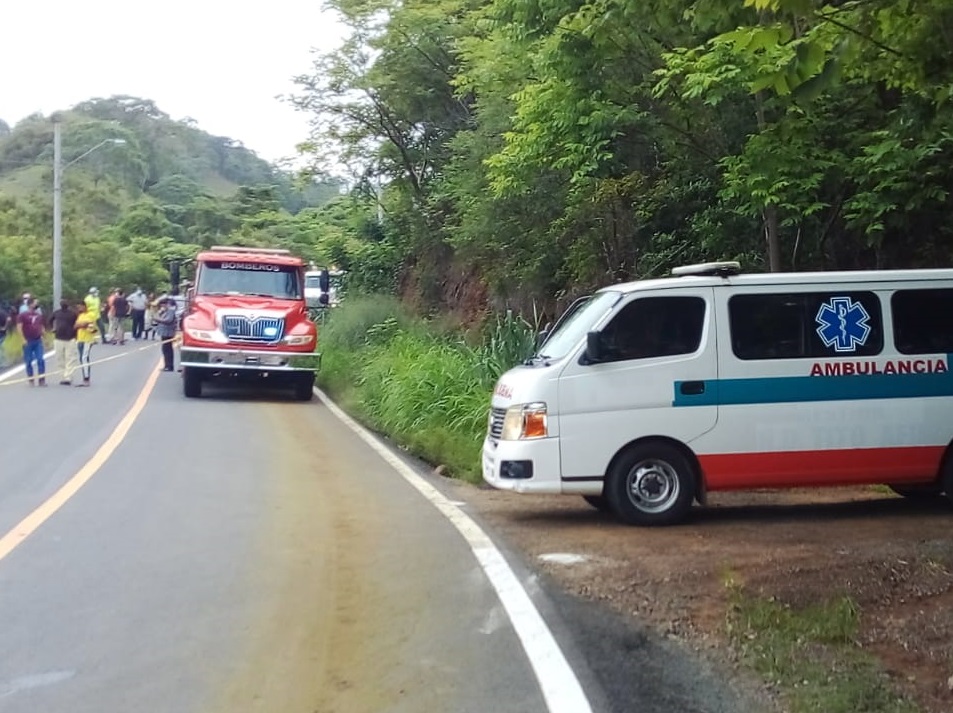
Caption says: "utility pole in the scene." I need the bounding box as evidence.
[53,120,63,307]
[50,122,124,308]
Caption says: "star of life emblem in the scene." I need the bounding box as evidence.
[815,297,871,353]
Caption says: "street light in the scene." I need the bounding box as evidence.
[52,120,126,306]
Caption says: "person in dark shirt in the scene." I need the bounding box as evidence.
[111,289,129,345]
[17,298,46,386]
[50,299,78,385]
[155,298,177,371]
[0,307,8,368]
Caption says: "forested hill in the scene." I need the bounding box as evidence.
[0,96,363,306]
[0,95,334,213]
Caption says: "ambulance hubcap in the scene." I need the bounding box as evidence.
[626,459,679,513]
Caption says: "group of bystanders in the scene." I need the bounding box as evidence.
[1,288,179,385]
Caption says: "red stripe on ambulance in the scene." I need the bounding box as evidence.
[699,445,945,490]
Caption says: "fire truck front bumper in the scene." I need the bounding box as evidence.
[179,347,320,372]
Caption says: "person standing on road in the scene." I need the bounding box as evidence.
[49,299,78,386]
[128,286,147,340]
[105,288,117,343]
[0,306,8,368]
[85,287,107,345]
[144,293,157,340]
[17,298,46,386]
[110,289,129,345]
[74,301,99,387]
[155,297,177,372]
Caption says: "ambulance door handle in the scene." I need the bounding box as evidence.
[680,381,705,396]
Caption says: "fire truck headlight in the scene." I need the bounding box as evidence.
[185,327,217,341]
[282,334,315,346]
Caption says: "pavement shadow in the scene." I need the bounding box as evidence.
[497,492,951,528]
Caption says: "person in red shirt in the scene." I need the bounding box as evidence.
[18,298,47,386]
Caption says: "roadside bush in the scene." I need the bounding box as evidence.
[470,310,536,388]
[2,329,26,366]
[316,296,535,482]
[316,295,413,408]
[318,294,414,351]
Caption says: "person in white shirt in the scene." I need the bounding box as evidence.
[128,287,148,340]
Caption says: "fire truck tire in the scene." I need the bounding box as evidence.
[183,367,203,398]
[293,373,315,401]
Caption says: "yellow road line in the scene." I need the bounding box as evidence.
[0,361,162,563]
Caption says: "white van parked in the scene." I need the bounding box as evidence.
[482,262,953,525]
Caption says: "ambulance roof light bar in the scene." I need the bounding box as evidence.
[671,261,742,278]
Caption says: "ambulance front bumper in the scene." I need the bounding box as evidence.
[481,435,565,493]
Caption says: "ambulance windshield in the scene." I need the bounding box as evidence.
[535,291,621,361]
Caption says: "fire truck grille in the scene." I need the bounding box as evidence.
[222,315,285,344]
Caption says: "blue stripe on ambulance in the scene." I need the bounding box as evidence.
[673,356,953,407]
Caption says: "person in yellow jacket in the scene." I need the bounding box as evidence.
[75,301,100,387]
[84,286,107,345]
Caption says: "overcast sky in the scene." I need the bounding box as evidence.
[0,0,346,165]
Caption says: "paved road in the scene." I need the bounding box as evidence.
[0,343,767,713]
[0,342,601,713]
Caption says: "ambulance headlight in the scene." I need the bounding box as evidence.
[501,403,548,441]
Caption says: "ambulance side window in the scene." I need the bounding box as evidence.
[892,288,953,354]
[730,292,883,359]
[600,296,705,362]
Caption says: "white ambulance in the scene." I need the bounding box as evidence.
[482,262,953,525]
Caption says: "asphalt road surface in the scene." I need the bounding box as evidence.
[0,342,763,713]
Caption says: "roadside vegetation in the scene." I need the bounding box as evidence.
[725,577,920,713]
[315,294,535,482]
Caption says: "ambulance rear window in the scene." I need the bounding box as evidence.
[892,288,953,354]
[729,291,883,360]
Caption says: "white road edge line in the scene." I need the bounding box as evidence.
[0,350,56,384]
[314,386,594,713]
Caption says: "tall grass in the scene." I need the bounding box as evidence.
[1,333,20,365]
[469,310,537,388]
[316,296,536,482]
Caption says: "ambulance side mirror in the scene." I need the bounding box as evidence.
[319,269,330,293]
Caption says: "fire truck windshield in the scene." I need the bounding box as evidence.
[197,262,302,299]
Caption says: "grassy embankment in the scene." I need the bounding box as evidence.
[315,295,533,483]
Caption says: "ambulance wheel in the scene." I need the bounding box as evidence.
[606,443,695,526]
[182,367,202,398]
[942,458,953,506]
[582,495,611,512]
[888,483,943,499]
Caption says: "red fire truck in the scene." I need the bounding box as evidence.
[178,246,324,400]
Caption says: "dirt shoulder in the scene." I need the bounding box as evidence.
[448,483,953,713]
